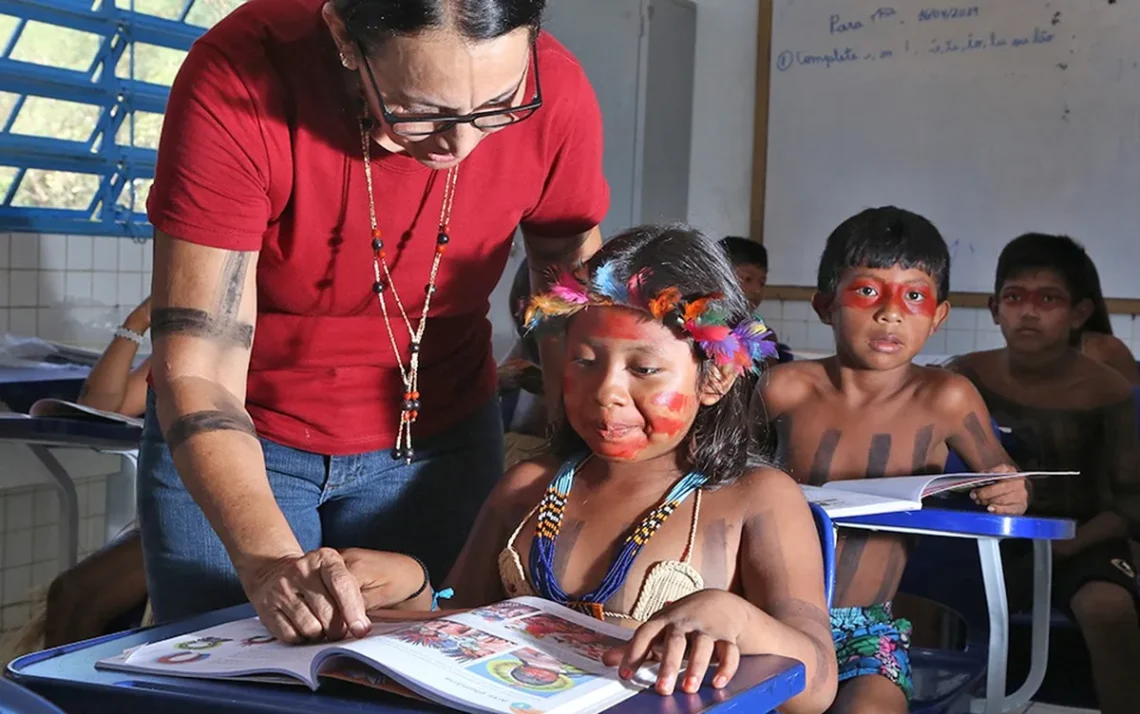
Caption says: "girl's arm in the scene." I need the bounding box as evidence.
[79,299,150,415]
[735,470,838,714]
[606,470,837,714]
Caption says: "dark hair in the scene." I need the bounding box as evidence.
[550,224,769,486]
[508,259,541,363]
[994,233,1111,337]
[817,206,951,302]
[720,236,768,270]
[335,0,545,53]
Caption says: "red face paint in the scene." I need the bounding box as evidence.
[648,391,693,438]
[840,278,937,317]
[589,308,659,341]
[999,287,1070,312]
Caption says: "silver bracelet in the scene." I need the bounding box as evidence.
[114,326,145,345]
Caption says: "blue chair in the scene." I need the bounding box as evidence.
[0,678,65,714]
[810,503,836,608]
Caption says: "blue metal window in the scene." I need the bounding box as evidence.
[0,0,241,236]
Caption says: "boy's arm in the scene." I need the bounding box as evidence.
[940,375,1028,514]
[1062,395,1140,555]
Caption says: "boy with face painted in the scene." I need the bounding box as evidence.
[757,206,1027,714]
[949,233,1140,714]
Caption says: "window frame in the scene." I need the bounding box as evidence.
[0,0,208,236]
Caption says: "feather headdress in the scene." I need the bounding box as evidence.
[524,261,778,373]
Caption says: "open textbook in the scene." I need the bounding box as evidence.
[29,398,143,427]
[96,597,650,714]
[804,470,1076,518]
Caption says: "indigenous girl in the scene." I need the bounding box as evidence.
[341,225,838,714]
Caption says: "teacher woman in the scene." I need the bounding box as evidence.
[140,0,606,641]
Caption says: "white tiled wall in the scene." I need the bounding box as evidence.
[763,299,1140,359]
[0,231,151,632]
[0,477,109,632]
[2,232,153,349]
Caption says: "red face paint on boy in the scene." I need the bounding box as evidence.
[998,287,1070,312]
[839,277,938,318]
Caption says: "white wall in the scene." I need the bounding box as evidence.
[0,232,147,633]
[686,0,760,239]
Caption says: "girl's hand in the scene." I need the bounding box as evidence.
[602,590,748,695]
[340,548,432,615]
[125,295,152,334]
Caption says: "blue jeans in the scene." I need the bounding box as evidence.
[138,392,505,622]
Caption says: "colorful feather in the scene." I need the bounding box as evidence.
[647,287,682,320]
[523,292,586,331]
[549,269,589,304]
[682,293,724,324]
[626,268,651,307]
[590,261,629,305]
[732,316,779,363]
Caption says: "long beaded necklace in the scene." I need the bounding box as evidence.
[360,118,458,463]
[528,453,708,620]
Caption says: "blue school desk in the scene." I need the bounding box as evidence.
[0,415,140,568]
[6,605,806,714]
[834,508,1075,714]
[0,366,89,414]
[0,677,65,714]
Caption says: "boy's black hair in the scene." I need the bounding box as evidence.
[720,236,768,270]
[551,224,769,486]
[995,233,1111,337]
[817,206,951,302]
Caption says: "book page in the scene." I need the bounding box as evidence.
[30,398,144,427]
[802,484,919,518]
[823,471,1076,503]
[324,598,647,714]
[920,470,1076,497]
[108,617,409,689]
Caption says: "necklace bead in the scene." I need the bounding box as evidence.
[361,117,456,465]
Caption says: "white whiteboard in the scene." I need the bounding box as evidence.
[764,1,1140,297]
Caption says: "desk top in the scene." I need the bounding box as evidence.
[0,416,140,450]
[8,605,806,714]
[0,366,90,385]
[835,507,1076,540]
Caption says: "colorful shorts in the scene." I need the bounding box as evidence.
[831,602,913,699]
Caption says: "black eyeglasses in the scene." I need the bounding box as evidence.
[359,42,543,137]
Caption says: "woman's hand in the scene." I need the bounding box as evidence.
[240,547,371,644]
[602,590,749,695]
[340,548,434,614]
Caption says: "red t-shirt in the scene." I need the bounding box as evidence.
[148,0,608,456]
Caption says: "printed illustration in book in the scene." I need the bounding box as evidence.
[96,597,652,714]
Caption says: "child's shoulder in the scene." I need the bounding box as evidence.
[759,359,833,414]
[718,464,810,515]
[912,362,987,406]
[1071,351,1135,405]
[491,454,562,511]
[945,348,1003,377]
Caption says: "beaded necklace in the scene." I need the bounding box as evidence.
[360,118,458,463]
[528,454,708,620]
